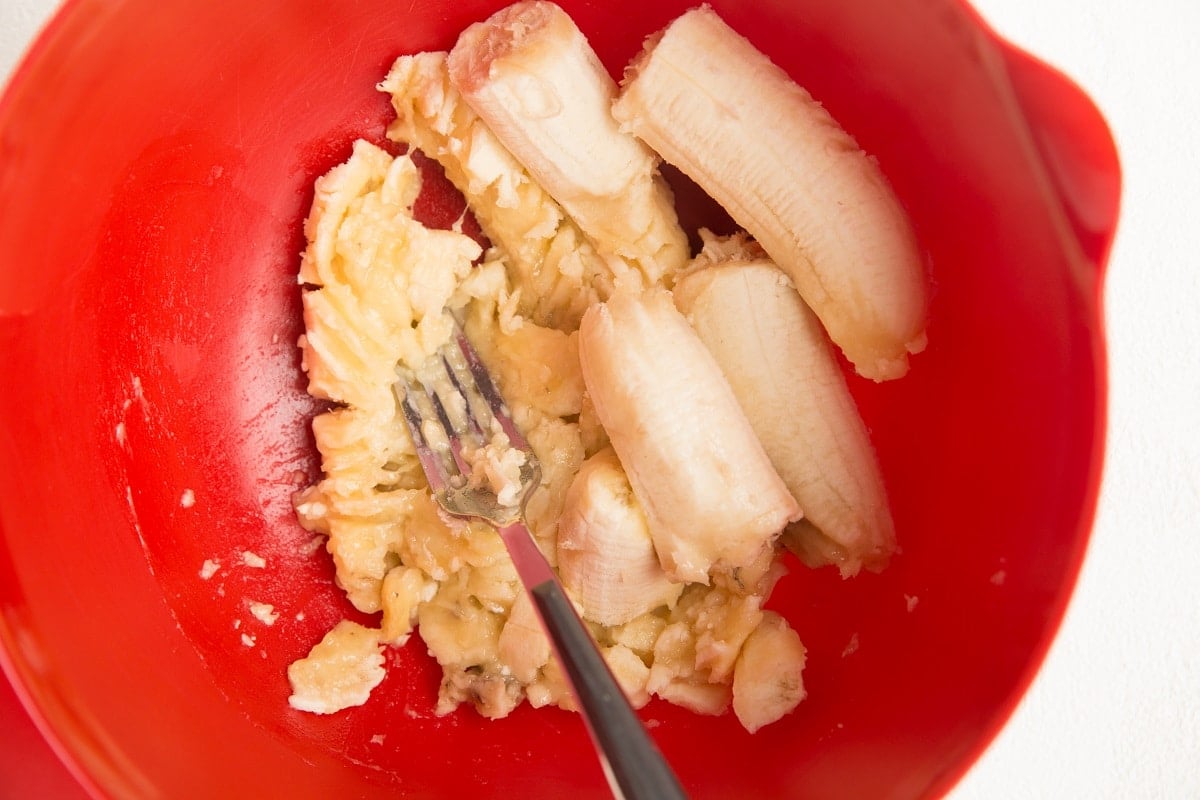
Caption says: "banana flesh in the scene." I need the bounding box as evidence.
[298,141,481,413]
[557,447,685,626]
[497,587,551,684]
[381,51,630,329]
[448,0,689,285]
[674,260,896,576]
[613,6,929,380]
[577,288,802,584]
[732,611,807,733]
[380,565,437,645]
[418,567,523,719]
[603,644,652,708]
[646,621,731,716]
[286,621,386,714]
[290,0,944,732]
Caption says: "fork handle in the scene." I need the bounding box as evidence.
[499,523,689,800]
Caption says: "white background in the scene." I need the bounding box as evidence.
[2,0,1198,797]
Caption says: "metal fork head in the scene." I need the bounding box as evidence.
[395,324,542,528]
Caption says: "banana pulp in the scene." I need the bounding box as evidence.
[290,1,924,735]
[613,5,929,381]
[447,1,690,287]
[578,288,802,584]
[673,248,896,577]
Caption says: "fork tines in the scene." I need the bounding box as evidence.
[395,326,535,499]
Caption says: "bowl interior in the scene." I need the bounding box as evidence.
[0,0,1117,797]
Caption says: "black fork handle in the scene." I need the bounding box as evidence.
[499,523,689,800]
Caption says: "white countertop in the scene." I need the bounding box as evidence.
[3,1,1198,797]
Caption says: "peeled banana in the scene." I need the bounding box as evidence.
[577,288,801,584]
[448,0,689,285]
[556,447,685,626]
[674,261,896,576]
[381,51,627,329]
[613,5,929,380]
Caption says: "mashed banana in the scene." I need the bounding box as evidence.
[287,53,806,731]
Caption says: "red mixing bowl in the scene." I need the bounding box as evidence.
[0,0,1119,797]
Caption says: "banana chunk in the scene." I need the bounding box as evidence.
[674,261,896,575]
[287,621,386,715]
[448,0,688,285]
[732,611,807,733]
[497,587,552,684]
[604,644,652,709]
[578,289,801,584]
[557,447,685,625]
[614,6,929,380]
[380,565,437,645]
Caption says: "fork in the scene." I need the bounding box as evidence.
[395,324,688,800]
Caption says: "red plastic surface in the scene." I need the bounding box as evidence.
[0,668,91,799]
[0,0,1119,798]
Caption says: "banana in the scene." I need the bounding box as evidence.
[298,140,481,412]
[556,447,685,626]
[379,565,437,645]
[448,0,689,285]
[381,51,631,329]
[613,6,928,380]
[731,611,807,733]
[674,260,896,576]
[497,587,551,684]
[604,644,652,709]
[286,621,386,714]
[606,611,667,660]
[577,288,801,584]
[646,621,731,716]
[418,569,525,719]
[670,582,764,685]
